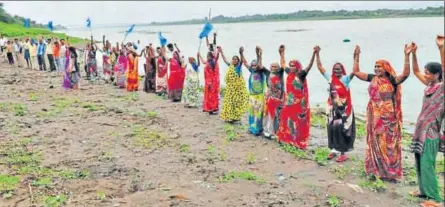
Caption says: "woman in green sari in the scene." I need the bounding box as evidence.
[410,35,444,207]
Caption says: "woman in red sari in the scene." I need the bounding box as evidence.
[276,45,316,150]
[198,50,220,115]
[156,47,168,95]
[315,45,358,162]
[166,50,186,102]
[354,44,411,181]
[126,48,139,92]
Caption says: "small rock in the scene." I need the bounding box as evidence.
[346,183,364,193]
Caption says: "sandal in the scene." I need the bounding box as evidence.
[336,154,349,163]
[420,200,442,207]
[328,152,337,160]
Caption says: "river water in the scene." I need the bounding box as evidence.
[59,17,444,125]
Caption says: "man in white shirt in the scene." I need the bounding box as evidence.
[13,38,23,67]
[46,38,56,71]
[59,39,67,72]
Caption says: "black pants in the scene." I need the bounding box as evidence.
[7,52,14,65]
[37,55,46,71]
[47,54,56,71]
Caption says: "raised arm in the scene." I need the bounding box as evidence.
[279,45,286,68]
[240,47,250,68]
[352,45,368,81]
[198,52,207,65]
[213,32,217,46]
[206,36,210,48]
[411,42,428,86]
[349,45,361,80]
[174,43,181,53]
[314,46,326,75]
[218,47,230,65]
[394,44,412,84]
[197,53,201,67]
[257,46,263,68]
[303,48,316,73]
[437,35,444,74]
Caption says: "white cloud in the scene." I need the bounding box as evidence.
[2,1,443,26]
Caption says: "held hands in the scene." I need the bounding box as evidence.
[411,42,417,54]
[436,35,444,49]
[239,47,244,55]
[256,46,262,57]
[353,45,361,59]
[217,46,222,53]
[404,44,413,55]
[313,45,320,54]
[279,45,285,55]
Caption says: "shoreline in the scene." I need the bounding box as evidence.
[56,15,444,30]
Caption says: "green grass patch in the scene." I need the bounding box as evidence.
[146,111,158,118]
[0,22,85,44]
[81,102,106,112]
[311,112,326,128]
[329,165,352,180]
[132,125,169,150]
[314,147,330,166]
[44,194,69,207]
[280,144,311,160]
[179,144,190,153]
[327,195,341,207]
[245,152,256,165]
[0,174,20,199]
[359,176,387,193]
[218,171,264,184]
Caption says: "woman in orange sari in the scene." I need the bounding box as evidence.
[353,44,411,181]
[276,45,316,150]
[126,48,139,92]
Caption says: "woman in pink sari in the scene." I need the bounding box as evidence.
[114,50,127,89]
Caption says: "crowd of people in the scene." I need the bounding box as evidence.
[1,32,444,206]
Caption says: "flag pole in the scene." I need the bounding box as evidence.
[198,8,212,54]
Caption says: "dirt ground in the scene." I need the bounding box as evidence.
[0,58,443,207]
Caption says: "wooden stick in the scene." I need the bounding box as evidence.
[28,182,34,204]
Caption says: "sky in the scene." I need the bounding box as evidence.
[2,1,444,26]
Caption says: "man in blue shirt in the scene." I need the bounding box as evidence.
[37,38,46,71]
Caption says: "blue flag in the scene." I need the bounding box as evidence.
[24,19,31,28]
[48,21,53,31]
[125,24,135,36]
[86,18,91,28]
[158,32,167,47]
[199,22,213,39]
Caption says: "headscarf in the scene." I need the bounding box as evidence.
[233,56,241,77]
[191,62,199,72]
[375,59,403,129]
[289,60,303,72]
[329,63,352,116]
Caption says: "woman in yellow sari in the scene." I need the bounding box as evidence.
[126,48,139,92]
[218,46,249,123]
